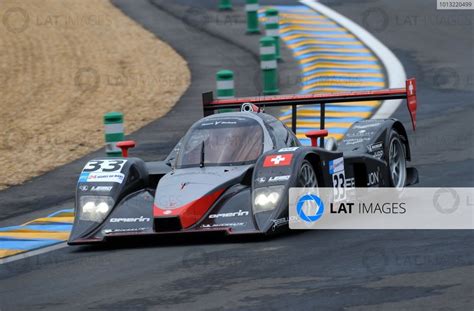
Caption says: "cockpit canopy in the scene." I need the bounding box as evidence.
[176,116,264,168]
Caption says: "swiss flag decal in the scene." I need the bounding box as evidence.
[263,154,293,167]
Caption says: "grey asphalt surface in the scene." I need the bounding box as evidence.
[0,0,473,310]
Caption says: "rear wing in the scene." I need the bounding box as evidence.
[202,78,417,133]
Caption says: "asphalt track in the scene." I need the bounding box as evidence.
[0,0,473,310]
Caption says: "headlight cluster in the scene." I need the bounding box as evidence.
[79,196,114,222]
[253,185,285,213]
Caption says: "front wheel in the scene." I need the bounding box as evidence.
[386,130,407,188]
[297,160,318,187]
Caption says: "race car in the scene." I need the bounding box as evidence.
[68,78,418,244]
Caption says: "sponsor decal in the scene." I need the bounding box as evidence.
[255,177,267,184]
[278,147,299,152]
[272,217,289,228]
[271,217,295,231]
[215,121,237,125]
[91,185,113,192]
[209,210,249,218]
[345,177,355,188]
[372,150,384,159]
[263,154,293,167]
[329,157,344,174]
[367,169,381,186]
[81,172,125,184]
[79,172,89,183]
[343,138,366,145]
[353,123,380,129]
[201,120,238,126]
[103,227,148,234]
[92,185,113,192]
[367,141,383,152]
[268,175,291,182]
[367,141,384,159]
[346,129,375,138]
[109,216,150,223]
[201,222,244,228]
[79,185,112,192]
[163,210,172,215]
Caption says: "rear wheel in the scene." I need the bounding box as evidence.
[297,160,318,187]
[387,130,407,188]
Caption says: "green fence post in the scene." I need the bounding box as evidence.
[216,70,235,112]
[260,36,279,95]
[265,8,280,60]
[216,70,235,99]
[104,112,124,157]
[219,0,232,10]
[245,0,260,34]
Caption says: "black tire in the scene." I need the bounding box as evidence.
[384,130,407,188]
[297,160,318,187]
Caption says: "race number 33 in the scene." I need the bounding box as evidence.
[329,157,346,201]
[83,160,127,173]
[332,172,346,202]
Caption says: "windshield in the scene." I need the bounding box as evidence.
[176,117,264,168]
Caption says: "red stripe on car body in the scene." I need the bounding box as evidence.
[154,189,225,228]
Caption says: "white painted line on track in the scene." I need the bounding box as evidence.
[300,0,407,119]
[0,242,68,265]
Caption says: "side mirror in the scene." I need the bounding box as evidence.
[116,140,136,157]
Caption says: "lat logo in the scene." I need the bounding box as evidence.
[263,154,293,167]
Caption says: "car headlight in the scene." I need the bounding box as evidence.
[79,196,114,222]
[253,185,285,213]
